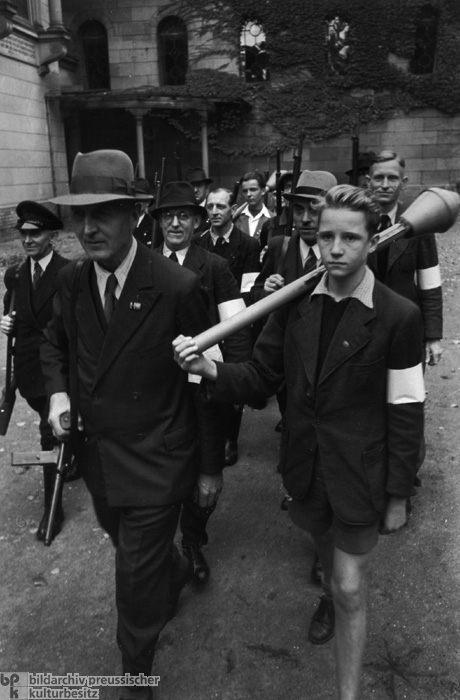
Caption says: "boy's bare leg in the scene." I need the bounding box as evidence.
[331,547,372,700]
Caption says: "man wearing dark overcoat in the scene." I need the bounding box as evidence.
[41,150,221,698]
[1,201,69,541]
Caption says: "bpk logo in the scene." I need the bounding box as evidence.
[0,674,28,700]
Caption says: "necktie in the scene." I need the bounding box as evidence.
[33,262,42,289]
[303,247,317,275]
[104,273,118,324]
[214,237,226,250]
[376,215,392,280]
[378,214,392,232]
[169,252,179,263]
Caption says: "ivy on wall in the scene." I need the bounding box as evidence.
[161,0,460,155]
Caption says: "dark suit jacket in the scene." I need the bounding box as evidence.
[41,244,214,508]
[368,202,443,339]
[3,251,69,399]
[250,233,322,305]
[179,242,251,364]
[195,226,261,299]
[208,279,424,524]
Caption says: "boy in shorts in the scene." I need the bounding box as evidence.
[173,185,425,700]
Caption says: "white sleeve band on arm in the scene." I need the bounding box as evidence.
[218,298,246,321]
[188,344,223,384]
[240,272,259,293]
[387,364,425,404]
[417,265,442,290]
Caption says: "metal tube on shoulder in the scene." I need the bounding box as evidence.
[192,187,460,354]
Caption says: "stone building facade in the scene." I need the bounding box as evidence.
[0,0,459,234]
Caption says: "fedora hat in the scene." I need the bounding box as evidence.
[345,151,375,177]
[16,201,63,231]
[186,166,213,185]
[152,182,206,220]
[49,150,153,206]
[283,170,338,202]
[134,177,154,199]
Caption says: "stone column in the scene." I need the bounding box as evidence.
[129,110,147,178]
[200,111,209,175]
[48,0,65,30]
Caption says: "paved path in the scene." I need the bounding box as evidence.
[0,226,459,700]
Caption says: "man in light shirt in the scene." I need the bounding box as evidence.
[233,170,274,244]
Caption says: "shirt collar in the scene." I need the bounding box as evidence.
[162,243,189,265]
[30,250,53,275]
[94,236,138,299]
[242,203,271,221]
[311,266,375,309]
[385,204,399,225]
[299,239,320,263]
[210,224,233,245]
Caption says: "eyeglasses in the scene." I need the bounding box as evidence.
[161,211,194,224]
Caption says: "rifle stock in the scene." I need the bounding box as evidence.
[0,289,17,436]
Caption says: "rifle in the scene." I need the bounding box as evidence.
[275,149,282,216]
[10,412,74,546]
[0,286,18,436]
[44,412,72,547]
[231,179,241,207]
[285,131,305,236]
[350,134,360,186]
[151,157,166,249]
[189,187,460,353]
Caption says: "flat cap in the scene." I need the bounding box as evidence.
[16,201,63,231]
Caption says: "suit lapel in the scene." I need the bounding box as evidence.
[94,248,161,385]
[183,243,205,277]
[289,294,322,389]
[289,294,376,389]
[32,253,62,315]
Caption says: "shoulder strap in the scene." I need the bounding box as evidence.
[275,236,290,276]
[69,261,84,443]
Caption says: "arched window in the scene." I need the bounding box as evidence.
[240,20,269,83]
[409,4,438,74]
[325,15,351,75]
[158,16,188,86]
[79,20,111,90]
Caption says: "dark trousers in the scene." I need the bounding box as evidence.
[91,495,181,675]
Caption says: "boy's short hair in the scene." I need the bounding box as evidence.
[317,184,381,237]
[241,170,266,189]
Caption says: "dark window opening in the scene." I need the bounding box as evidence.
[240,21,269,83]
[79,20,111,90]
[158,16,188,86]
[15,0,30,19]
[409,4,438,74]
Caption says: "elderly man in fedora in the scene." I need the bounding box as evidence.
[152,181,250,585]
[41,150,221,697]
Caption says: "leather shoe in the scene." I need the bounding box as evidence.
[167,547,193,621]
[310,552,323,585]
[36,506,64,543]
[182,543,210,586]
[225,439,238,466]
[308,595,335,644]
